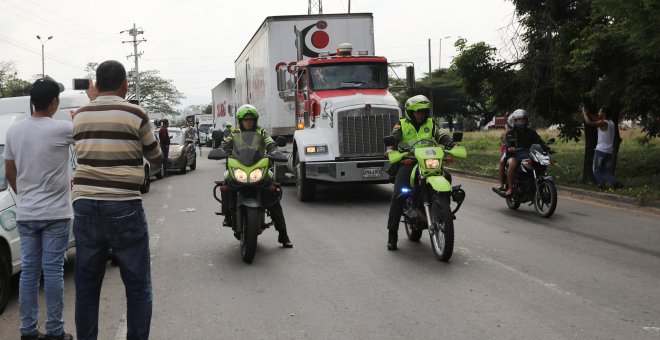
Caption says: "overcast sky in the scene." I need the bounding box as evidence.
[1,0,516,108]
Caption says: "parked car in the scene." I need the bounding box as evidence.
[166,128,196,174]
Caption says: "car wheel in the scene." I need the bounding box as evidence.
[155,165,164,179]
[0,252,10,314]
[140,166,151,193]
[190,155,196,170]
[180,157,187,174]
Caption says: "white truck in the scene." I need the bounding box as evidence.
[195,114,214,146]
[211,78,237,134]
[229,13,413,201]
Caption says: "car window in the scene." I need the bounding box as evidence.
[169,130,183,144]
[0,145,7,191]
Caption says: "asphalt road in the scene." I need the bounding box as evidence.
[1,150,659,339]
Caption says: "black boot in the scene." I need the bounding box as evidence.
[222,216,232,227]
[278,231,293,248]
[387,230,398,251]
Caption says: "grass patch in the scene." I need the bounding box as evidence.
[450,128,660,201]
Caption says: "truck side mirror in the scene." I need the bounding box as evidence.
[275,136,287,147]
[277,69,287,91]
[406,65,415,96]
[383,135,396,147]
[452,131,463,143]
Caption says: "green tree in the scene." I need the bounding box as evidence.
[0,61,31,97]
[128,70,184,118]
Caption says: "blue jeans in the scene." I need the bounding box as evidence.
[593,150,617,186]
[18,219,71,337]
[73,199,152,340]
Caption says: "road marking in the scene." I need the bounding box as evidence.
[114,313,127,340]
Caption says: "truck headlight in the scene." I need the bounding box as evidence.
[233,169,248,183]
[249,168,264,182]
[424,159,441,169]
[305,145,328,154]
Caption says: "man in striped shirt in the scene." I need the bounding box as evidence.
[72,60,162,340]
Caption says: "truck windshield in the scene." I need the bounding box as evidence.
[198,124,212,133]
[310,63,388,90]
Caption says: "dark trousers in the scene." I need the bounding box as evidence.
[160,145,169,176]
[221,189,287,233]
[73,199,152,340]
[387,164,415,232]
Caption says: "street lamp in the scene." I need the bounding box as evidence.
[439,36,451,70]
[36,35,53,77]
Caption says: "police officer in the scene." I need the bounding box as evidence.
[220,104,292,248]
[386,95,454,251]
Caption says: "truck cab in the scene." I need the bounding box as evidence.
[282,45,402,201]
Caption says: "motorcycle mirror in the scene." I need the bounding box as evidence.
[452,131,463,143]
[185,139,194,144]
[547,138,556,145]
[275,136,287,147]
[268,151,288,163]
[211,130,224,141]
[383,135,396,147]
[208,148,228,160]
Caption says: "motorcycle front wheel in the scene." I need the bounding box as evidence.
[240,207,261,263]
[404,219,423,242]
[429,193,454,262]
[534,180,557,218]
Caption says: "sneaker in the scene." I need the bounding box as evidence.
[44,332,73,340]
[20,333,44,340]
[278,232,293,248]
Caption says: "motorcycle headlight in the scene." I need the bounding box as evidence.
[424,159,441,169]
[249,168,265,182]
[233,169,248,183]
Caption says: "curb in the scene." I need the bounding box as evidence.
[446,167,660,210]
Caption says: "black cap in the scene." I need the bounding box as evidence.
[29,76,64,110]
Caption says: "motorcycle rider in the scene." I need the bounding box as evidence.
[494,113,515,192]
[220,104,293,248]
[503,109,547,196]
[386,95,454,251]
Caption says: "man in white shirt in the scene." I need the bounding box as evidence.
[582,106,623,190]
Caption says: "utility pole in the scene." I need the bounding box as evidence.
[308,0,322,14]
[439,36,451,70]
[36,35,53,77]
[121,23,146,103]
[348,0,351,14]
[428,38,433,115]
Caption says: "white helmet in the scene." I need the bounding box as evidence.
[510,109,528,129]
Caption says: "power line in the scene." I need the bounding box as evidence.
[0,34,84,71]
[23,0,119,41]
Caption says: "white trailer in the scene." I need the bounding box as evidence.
[234,13,376,137]
[211,78,236,131]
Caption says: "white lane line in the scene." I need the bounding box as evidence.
[114,313,127,340]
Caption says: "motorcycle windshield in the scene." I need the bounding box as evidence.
[232,131,265,166]
[402,138,437,150]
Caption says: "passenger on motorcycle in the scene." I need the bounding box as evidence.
[220,104,292,248]
[494,113,515,193]
[503,109,548,196]
[386,95,454,251]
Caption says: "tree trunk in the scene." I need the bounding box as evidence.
[583,122,598,184]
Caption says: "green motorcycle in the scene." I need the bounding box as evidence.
[384,132,467,262]
[208,131,287,263]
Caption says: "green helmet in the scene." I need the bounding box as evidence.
[404,95,431,120]
[236,104,259,121]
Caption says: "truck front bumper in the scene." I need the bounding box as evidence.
[305,160,391,183]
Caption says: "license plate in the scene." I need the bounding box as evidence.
[362,168,381,179]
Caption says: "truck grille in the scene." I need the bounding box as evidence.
[338,108,400,157]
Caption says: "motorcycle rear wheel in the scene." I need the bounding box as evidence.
[429,193,454,262]
[534,180,557,218]
[240,207,261,263]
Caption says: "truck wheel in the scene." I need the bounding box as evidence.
[295,158,316,202]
